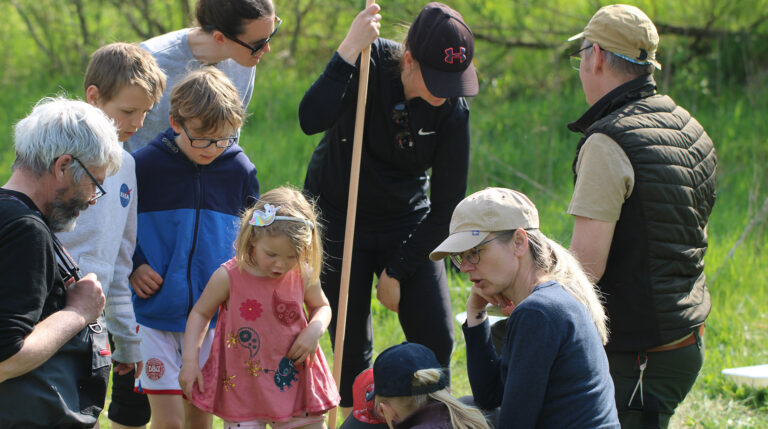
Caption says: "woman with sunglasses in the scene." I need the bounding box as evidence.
[127,0,279,152]
[299,3,478,416]
[430,188,619,428]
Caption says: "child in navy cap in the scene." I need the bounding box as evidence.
[370,342,488,429]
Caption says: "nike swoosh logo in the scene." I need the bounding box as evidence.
[418,128,436,136]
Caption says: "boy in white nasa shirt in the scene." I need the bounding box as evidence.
[57,42,165,429]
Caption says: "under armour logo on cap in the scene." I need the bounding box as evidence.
[444,47,467,64]
[407,2,479,98]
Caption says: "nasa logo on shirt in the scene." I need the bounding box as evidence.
[120,183,133,208]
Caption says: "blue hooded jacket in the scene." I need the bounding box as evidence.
[132,128,259,331]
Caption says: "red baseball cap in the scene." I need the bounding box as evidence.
[339,369,389,429]
[408,2,479,98]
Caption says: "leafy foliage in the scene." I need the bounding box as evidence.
[2,0,768,427]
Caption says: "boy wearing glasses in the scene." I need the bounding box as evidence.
[130,67,260,428]
[57,42,166,429]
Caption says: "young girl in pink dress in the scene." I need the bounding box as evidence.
[179,187,339,428]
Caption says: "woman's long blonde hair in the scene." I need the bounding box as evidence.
[499,229,609,344]
[378,368,489,429]
[234,186,322,284]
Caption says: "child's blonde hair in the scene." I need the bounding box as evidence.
[235,187,322,284]
[378,368,489,429]
[169,67,244,136]
[84,42,166,104]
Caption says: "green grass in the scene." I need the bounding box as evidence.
[5,57,768,428]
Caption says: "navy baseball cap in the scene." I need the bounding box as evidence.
[408,2,479,98]
[371,342,448,398]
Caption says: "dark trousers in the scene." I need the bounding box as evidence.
[108,333,151,426]
[321,220,455,407]
[607,331,704,429]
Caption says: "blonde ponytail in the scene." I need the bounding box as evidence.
[381,369,489,429]
[526,230,609,344]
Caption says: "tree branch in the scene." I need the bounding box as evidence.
[473,32,557,50]
[10,0,53,57]
[105,0,152,39]
[711,195,768,284]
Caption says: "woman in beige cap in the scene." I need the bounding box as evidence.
[430,187,619,428]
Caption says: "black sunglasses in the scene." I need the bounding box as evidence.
[223,16,282,57]
[72,156,107,203]
[568,44,595,71]
[181,125,238,149]
[392,102,414,150]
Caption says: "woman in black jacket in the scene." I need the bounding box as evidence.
[299,2,478,414]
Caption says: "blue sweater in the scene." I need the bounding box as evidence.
[132,128,259,332]
[463,281,619,429]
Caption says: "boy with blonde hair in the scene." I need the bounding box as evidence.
[57,42,165,429]
[130,67,260,428]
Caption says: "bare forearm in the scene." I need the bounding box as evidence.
[181,310,212,365]
[570,216,615,282]
[307,305,332,333]
[0,308,87,382]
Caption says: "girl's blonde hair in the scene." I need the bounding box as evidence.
[234,187,322,284]
[378,369,489,429]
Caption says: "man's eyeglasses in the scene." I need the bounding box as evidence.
[449,236,500,269]
[392,102,414,150]
[223,16,282,57]
[72,156,106,203]
[181,125,238,149]
[568,44,594,71]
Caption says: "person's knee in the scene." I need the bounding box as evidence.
[184,400,212,429]
[147,396,184,429]
[150,420,183,429]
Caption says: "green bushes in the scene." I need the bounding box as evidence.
[2,1,768,426]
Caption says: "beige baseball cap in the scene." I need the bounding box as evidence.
[429,188,539,261]
[568,4,661,70]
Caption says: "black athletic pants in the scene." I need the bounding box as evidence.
[321,219,455,407]
[108,333,151,426]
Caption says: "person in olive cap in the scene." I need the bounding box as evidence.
[566,4,717,428]
[370,342,488,429]
[300,2,478,415]
[431,187,619,428]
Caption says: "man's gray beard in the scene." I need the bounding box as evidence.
[47,189,89,233]
[52,216,78,233]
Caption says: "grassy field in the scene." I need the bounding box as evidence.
[2,49,767,428]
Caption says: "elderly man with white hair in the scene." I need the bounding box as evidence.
[0,97,122,427]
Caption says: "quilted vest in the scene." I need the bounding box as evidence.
[571,78,717,352]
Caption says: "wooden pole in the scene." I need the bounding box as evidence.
[329,1,376,427]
